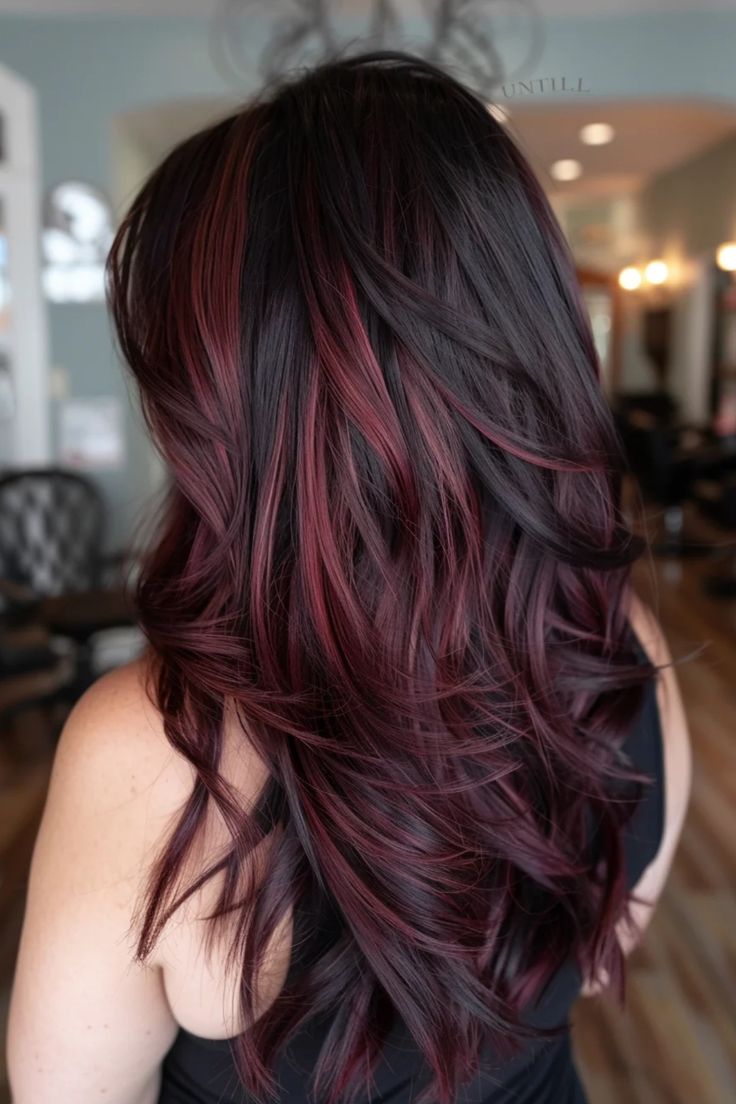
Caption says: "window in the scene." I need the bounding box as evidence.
[42,181,114,304]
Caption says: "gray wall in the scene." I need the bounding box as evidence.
[634,130,736,419]
[0,16,251,549]
[640,130,736,259]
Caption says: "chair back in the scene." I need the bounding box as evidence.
[0,468,105,597]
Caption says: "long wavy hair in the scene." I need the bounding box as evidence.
[107,50,658,1104]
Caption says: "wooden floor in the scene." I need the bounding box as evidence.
[573,501,736,1104]
[1,499,735,1103]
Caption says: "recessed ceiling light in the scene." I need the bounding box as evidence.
[579,123,615,146]
[645,260,669,285]
[618,266,642,291]
[716,242,736,272]
[488,104,511,125]
[550,159,582,182]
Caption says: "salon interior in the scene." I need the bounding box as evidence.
[1,2,735,1102]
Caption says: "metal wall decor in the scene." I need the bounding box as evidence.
[210,0,544,101]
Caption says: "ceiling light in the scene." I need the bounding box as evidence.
[618,266,642,291]
[645,260,669,285]
[550,159,582,182]
[579,123,615,146]
[716,242,736,272]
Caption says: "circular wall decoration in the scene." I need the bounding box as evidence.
[42,180,114,303]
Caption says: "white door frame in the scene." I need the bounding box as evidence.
[0,62,50,466]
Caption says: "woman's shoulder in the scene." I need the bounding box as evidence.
[53,654,197,835]
[61,651,169,757]
[622,592,693,913]
[19,656,197,950]
[52,656,271,900]
[7,655,220,1102]
[627,591,671,668]
[74,653,193,769]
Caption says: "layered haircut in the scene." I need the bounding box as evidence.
[107,50,657,1104]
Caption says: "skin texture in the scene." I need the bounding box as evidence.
[7,659,184,1104]
[6,593,692,1104]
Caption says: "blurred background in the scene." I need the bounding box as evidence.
[1,2,735,1102]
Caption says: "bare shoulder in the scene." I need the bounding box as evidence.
[54,654,196,821]
[6,657,193,1103]
[627,590,673,668]
[20,655,199,932]
[54,655,271,879]
[626,591,693,906]
[59,652,174,766]
[627,588,692,777]
[580,590,693,993]
[628,591,693,766]
[8,655,279,1102]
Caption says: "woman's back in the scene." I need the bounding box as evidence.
[152,606,677,1104]
[8,592,689,1104]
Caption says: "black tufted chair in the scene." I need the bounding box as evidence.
[0,469,141,715]
[692,467,736,599]
[0,468,107,598]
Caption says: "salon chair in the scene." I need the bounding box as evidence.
[0,468,143,699]
[691,469,736,599]
[630,421,713,557]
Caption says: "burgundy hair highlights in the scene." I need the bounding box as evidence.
[107,51,657,1104]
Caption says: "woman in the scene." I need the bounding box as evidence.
[8,51,691,1104]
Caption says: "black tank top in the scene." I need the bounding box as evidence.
[157,629,665,1104]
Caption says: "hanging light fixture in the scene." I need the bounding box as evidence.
[210,0,545,100]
